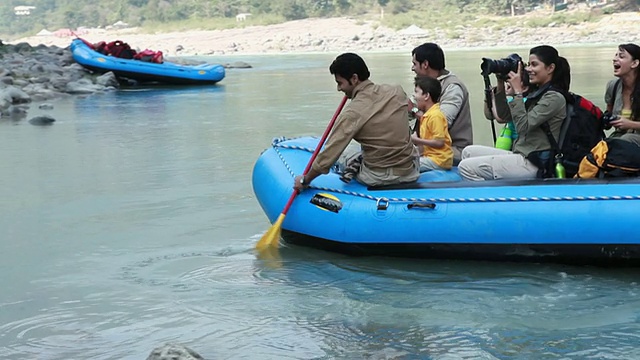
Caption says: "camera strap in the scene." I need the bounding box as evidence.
[530,84,564,160]
[610,79,621,108]
[482,74,497,144]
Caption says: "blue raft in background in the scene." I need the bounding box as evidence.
[252,136,640,266]
[70,39,226,85]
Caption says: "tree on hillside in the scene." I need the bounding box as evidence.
[274,0,308,20]
[128,0,149,6]
[377,0,389,18]
[613,0,640,10]
[1,0,638,38]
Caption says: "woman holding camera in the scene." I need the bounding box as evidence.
[605,43,640,145]
[458,45,570,181]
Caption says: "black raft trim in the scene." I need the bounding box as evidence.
[282,230,640,267]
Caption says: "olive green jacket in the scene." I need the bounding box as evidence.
[509,90,566,157]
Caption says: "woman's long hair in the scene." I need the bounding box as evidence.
[529,45,572,103]
[618,43,640,120]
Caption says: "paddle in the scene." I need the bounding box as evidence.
[256,96,348,251]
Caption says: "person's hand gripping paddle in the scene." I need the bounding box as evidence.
[256,96,348,254]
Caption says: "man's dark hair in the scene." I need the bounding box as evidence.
[414,76,442,102]
[411,43,445,71]
[329,53,370,83]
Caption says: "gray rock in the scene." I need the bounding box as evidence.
[13,79,28,87]
[30,76,49,84]
[28,115,55,125]
[146,343,204,360]
[164,57,205,66]
[12,42,33,53]
[34,44,49,52]
[38,103,54,110]
[223,61,252,69]
[49,75,71,91]
[0,86,31,104]
[66,78,103,94]
[58,53,75,66]
[96,72,119,88]
[3,104,29,118]
[0,43,118,100]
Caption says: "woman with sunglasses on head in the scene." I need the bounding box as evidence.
[458,45,571,181]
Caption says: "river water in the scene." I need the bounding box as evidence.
[2,46,640,360]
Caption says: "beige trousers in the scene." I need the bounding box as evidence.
[457,145,539,181]
[338,144,420,186]
[419,157,446,172]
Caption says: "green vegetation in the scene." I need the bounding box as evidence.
[0,0,635,39]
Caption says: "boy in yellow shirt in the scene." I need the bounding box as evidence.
[411,76,453,171]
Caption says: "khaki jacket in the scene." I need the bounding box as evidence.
[312,80,417,177]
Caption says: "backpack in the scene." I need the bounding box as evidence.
[133,49,164,64]
[576,138,640,178]
[104,40,136,59]
[541,92,605,178]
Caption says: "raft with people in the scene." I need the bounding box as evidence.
[253,43,640,266]
[70,38,226,85]
[252,135,640,266]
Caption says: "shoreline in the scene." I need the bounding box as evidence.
[8,13,640,58]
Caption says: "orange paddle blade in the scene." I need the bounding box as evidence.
[256,213,285,251]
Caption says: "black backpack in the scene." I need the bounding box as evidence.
[541,92,605,178]
[576,138,640,178]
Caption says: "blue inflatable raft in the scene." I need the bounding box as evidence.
[70,39,225,85]
[252,136,640,266]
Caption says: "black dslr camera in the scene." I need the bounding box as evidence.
[602,112,619,126]
[480,54,529,86]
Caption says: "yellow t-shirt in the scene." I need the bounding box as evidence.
[622,109,632,119]
[419,104,453,169]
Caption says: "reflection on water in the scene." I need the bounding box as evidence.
[1,48,639,360]
[2,237,640,359]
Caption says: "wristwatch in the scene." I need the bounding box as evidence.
[299,176,307,185]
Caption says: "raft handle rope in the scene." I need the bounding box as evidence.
[271,137,640,205]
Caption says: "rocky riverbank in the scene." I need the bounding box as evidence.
[8,13,640,57]
[0,41,120,120]
[3,12,639,121]
[0,41,250,121]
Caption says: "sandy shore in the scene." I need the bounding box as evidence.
[9,13,640,57]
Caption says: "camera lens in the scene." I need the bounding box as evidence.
[480,54,522,77]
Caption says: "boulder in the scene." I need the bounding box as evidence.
[224,61,252,69]
[96,72,119,88]
[0,86,31,104]
[146,343,205,360]
[28,115,55,125]
[65,78,103,94]
[2,104,29,118]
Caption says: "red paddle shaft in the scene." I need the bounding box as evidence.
[280,96,348,216]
